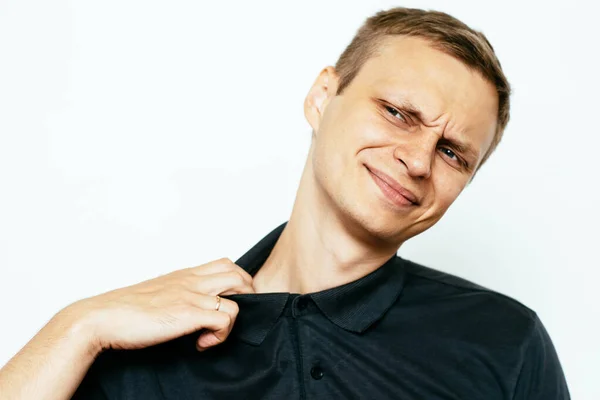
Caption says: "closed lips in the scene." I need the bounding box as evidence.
[365,165,419,205]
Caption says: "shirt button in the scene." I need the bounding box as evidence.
[297,297,309,311]
[310,366,324,380]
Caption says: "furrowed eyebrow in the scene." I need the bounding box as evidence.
[395,99,428,125]
[376,97,429,125]
[374,96,481,166]
[439,137,479,166]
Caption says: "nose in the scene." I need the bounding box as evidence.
[394,135,436,180]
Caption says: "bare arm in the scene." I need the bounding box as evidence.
[0,304,101,400]
[0,258,254,400]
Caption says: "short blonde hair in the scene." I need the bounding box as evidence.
[335,7,511,170]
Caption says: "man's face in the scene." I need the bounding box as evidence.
[304,36,499,245]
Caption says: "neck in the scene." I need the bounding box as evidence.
[252,152,402,294]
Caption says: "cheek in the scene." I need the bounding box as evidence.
[315,101,399,185]
[311,126,351,191]
[315,119,363,172]
[324,98,385,143]
[432,172,467,211]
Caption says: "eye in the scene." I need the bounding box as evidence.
[439,147,457,160]
[384,105,407,123]
[438,147,467,168]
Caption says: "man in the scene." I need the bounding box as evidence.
[0,6,569,399]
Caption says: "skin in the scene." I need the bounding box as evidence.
[0,35,499,399]
[0,258,255,399]
[253,36,499,294]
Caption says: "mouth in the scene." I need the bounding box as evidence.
[365,165,419,207]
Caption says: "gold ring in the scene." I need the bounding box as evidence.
[214,295,221,311]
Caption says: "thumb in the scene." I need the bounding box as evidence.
[196,330,226,351]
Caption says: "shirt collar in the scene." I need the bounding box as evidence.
[227,221,407,345]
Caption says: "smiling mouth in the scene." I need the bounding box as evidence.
[365,166,419,208]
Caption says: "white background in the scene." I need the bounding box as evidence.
[1,0,598,398]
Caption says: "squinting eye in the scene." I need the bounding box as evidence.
[439,147,457,160]
[438,146,468,169]
[384,105,407,123]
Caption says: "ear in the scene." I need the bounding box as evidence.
[304,66,340,133]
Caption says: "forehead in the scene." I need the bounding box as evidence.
[349,35,499,157]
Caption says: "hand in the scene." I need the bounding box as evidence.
[67,257,254,354]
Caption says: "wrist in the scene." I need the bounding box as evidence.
[53,300,104,360]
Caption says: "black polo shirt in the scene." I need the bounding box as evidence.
[72,221,570,399]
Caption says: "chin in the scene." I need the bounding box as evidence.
[339,197,409,245]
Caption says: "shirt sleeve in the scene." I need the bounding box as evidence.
[512,313,570,399]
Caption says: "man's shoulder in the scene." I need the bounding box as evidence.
[395,258,570,399]
[399,257,538,331]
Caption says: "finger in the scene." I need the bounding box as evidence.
[197,329,228,351]
[188,293,240,317]
[188,310,232,350]
[194,263,254,287]
[190,271,255,296]
[219,286,255,296]
[190,258,254,285]
[184,293,240,337]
